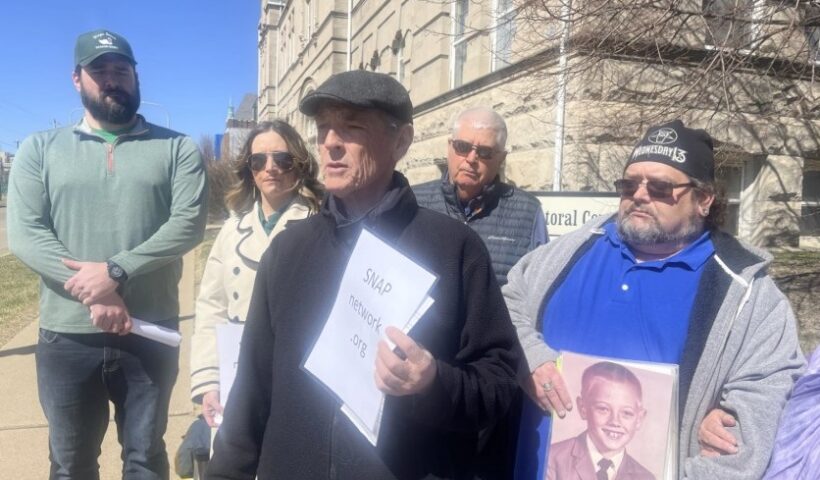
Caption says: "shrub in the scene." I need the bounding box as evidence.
[206,159,235,223]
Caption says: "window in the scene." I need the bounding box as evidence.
[703,0,758,50]
[806,5,820,63]
[716,164,742,235]
[493,0,516,70]
[451,0,469,88]
[392,30,406,83]
[300,0,317,42]
[801,169,820,236]
[396,45,405,83]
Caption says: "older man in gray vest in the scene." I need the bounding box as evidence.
[413,107,547,286]
[413,107,547,478]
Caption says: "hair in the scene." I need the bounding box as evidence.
[224,120,323,215]
[691,177,725,231]
[581,362,643,400]
[451,106,508,149]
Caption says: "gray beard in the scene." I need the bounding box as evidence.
[617,208,705,246]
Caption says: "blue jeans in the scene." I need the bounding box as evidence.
[36,323,179,480]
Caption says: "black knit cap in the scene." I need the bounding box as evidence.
[299,70,413,124]
[626,119,715,182]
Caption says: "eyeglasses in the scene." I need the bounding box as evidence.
[248,151,295,172]
[449,139,499,160]
[614,178,695,199]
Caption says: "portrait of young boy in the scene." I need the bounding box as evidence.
[547,361,656,480]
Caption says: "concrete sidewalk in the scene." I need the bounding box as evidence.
[0,253,200,479]
[0,317,199,479]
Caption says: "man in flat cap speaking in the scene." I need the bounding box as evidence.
[207,70,521,479]
[506,120,804,479]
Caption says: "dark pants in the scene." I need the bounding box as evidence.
[35,323,179,480]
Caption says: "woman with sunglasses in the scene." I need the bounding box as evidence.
[190,120,323,427]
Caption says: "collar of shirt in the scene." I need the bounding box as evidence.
[91,128,121,144]
[585,433,624,480]
[603,222,714,271]
[257,198,293,236]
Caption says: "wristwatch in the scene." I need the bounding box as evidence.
[106,260,128,285]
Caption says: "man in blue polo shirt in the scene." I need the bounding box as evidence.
[505,120,805,479]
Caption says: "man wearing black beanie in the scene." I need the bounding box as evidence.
[507,120,804,479]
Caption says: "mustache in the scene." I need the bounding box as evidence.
[102,88,128,98]
[626,205,654,217]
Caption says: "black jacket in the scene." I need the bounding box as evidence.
[207,173,521,480]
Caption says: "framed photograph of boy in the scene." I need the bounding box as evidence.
[546,351,678,480]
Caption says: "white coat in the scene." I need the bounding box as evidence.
[190,197,314,401]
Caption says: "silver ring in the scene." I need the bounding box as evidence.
[542,381,553,392]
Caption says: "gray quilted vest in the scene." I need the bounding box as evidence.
[413,176,542,285]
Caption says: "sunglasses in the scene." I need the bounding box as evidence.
[449,139,499,160]
[614,178,695,199]
[248,151,295,172]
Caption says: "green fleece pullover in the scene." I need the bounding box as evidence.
[7,115,208,333]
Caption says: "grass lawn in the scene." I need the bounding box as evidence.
[0,254,40,346]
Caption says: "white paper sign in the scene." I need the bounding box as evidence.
[216,323,245,407]
[341,294,435,445]
[303,229,437,445]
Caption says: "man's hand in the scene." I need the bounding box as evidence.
[89,292,132,335]
[524,361,573,418]
[63,259,118,305]
[375,326,437,396]
[699,408,738,457]
[202,390,224,428]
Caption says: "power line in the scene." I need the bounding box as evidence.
[0,98,49,124]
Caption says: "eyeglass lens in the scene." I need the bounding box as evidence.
[248,152,294,172]
[451,139,495,160]
[614,179,678,199]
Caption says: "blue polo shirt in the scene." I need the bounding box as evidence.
[514,222,714,480]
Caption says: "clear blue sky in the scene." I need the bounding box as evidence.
[0,1,259,153]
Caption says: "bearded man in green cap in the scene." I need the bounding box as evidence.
[7,29,207,479]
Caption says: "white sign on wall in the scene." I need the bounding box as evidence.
[534,192,621,238]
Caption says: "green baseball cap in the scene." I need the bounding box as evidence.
[74,29,136,67]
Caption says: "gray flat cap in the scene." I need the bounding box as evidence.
[299,70,413,123]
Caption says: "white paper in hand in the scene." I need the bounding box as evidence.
[341,294,433,445]
[130,317,182,347]
[216,323,245,407]
[303,229,437,445]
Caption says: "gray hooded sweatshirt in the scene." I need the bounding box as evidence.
[504,214,805,480]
